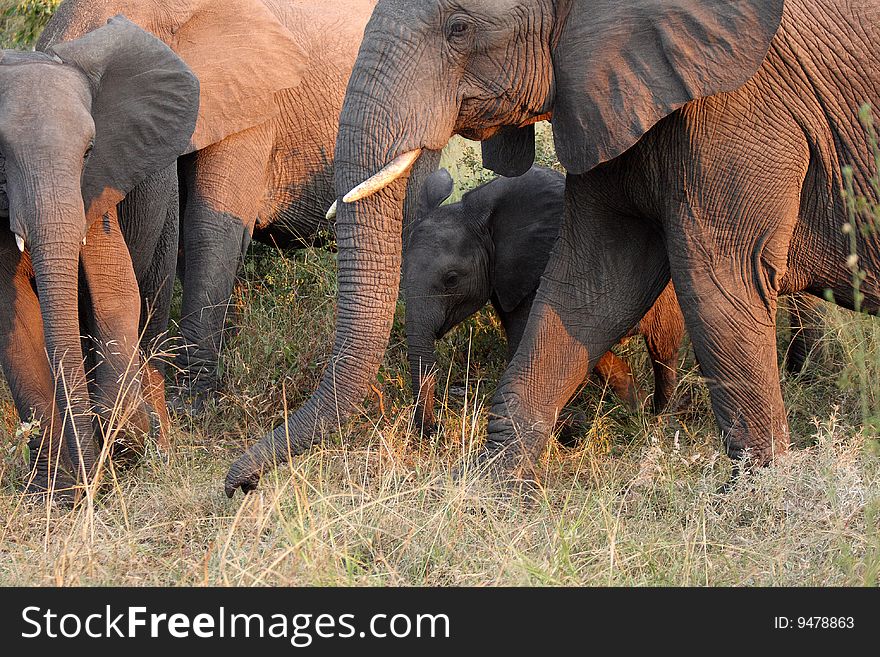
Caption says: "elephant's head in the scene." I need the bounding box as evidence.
[0,17,198,490]
[224,0,784,494]
[404,166,565,432]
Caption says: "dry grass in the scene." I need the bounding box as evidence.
[0,378,877,586]
[1,134,879,585]
[0,2,878,585]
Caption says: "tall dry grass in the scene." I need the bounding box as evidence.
[0,4,878,583]
[1,130,878,585]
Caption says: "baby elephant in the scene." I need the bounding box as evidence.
[404,166,685,433]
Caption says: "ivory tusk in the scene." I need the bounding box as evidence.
[14,233,24,253]
[342,149,422,204]
[326,200,338,221]
[82,236,87,246]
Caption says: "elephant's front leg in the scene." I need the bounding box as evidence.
[0,233,70,493]
[80,210,160,456]
[484,176,671,480]
[174,127,274,413]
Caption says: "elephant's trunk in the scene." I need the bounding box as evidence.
[406,325,439,434]
[224,12,448,496]
[24,198,94,491]
[224,178,410,495]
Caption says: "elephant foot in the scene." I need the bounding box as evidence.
[168,380,215,417]
[22,438,80,506]
[411,414,438,440]
[92,404,160,468]
[448,453,542,510]
[22,476,79,507]
[660,386,702,423]
[453,440,542,489]
[170,354,220,417]
[715,461,744,495]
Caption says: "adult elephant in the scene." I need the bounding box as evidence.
[0,18,199,498]
[225,0,879,494]
[39,0,442,413]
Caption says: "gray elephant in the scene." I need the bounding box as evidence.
[40,0,440,414]
[0,18,199,498]
[406,166,685,433]
[225,0,880,495]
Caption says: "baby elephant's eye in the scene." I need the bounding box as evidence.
[443,271,460,288]
[83,141,94,161]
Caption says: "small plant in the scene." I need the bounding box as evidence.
[1,0,60,49]
[0,415,37,487]
[839,104,880,441]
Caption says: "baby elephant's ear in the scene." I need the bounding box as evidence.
[49,16,199,222]
[418,168,455,215]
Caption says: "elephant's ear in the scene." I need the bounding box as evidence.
[474,169,565,313]
[48,17,199,222]
[418,169,455,215]
[37,0,308,151]
[552,0,784,173]
[481,125,535,177]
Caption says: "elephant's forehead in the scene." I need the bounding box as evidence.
[376,0,528,21]
[413,229,457,251]
[412,227,477,262]
[0,64,92,145]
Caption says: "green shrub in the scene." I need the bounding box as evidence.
[1,0,60,49]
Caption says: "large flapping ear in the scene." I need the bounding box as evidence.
[481,124,535,177]
[552,0,784,173]
[38,0,308,151]
[418,169,455,216]
[48,16,199,222]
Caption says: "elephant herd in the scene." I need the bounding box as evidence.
[0,0,876,503]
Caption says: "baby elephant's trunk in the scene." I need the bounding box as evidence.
[406,323,439,434]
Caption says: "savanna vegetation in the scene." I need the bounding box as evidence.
[0,4,878,586]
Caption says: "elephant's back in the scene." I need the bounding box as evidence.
[262,0,376,52]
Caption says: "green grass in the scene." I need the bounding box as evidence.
[1,1,59,49]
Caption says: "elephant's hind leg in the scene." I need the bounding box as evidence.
[663,120,808,465]
[667,238,792,464]
[175,126,274,412]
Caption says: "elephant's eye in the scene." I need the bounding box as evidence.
[443,271,460,288]
[83,141,94,161]
[446,17,471,41]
